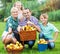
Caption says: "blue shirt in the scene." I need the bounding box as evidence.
[39,22,58,39]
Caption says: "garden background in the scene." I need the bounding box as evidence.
[0,0,60,54]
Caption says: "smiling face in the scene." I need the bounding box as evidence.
[40,14,48,24]
[11,7,18,18]
[14,1,23,10]
[23,9,31,19]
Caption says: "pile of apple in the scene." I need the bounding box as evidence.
[38,39,48,44]
[6,41,23,50]
[22,25,36,31]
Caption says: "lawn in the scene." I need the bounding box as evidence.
[0,22,60,54]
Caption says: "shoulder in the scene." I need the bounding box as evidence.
[48,22,55,27]
[31,16,38,21]
[7,16,13,23]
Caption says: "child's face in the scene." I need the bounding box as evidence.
[15,3,22,10]
[23,9,31,19]
[11,8,18,18]
[40,15,48,24]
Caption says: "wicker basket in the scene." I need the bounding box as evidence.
[6,47,23,54]
[19,30,36,41]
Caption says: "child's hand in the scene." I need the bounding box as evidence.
[48,40,55,42]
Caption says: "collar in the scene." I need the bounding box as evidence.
[11,16,18,21]
[25,16,32,21]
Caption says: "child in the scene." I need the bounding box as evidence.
[2,7,19,48]
[39,13,59,49]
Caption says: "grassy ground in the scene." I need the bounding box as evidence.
[0,22,60,54]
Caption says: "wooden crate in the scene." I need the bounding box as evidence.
[19,30,36,41]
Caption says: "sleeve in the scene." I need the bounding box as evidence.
[51,24,59,32]
[7,19,13,29]
[33,17,40,27]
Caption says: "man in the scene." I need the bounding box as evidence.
[18,8,40,48]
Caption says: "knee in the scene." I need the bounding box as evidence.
[39,33,44,39]
[28,41,35,45]
[2,39,5,44]
[48,42,55,49]
[12,38,17,43]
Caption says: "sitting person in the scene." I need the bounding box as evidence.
[2,7,19,48]
[18,8,40,49]
[39,13,59,49]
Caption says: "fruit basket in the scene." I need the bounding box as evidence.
[6,41,23,54]
[19,25,37,42]
[19,30,36,41]
[38,39,48,51]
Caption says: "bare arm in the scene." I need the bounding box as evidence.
[49,32,58,42]
[53,32,58,42]
[8,27,13,34]
[27,21,41,32]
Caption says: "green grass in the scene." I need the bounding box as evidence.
[0,22,60,54]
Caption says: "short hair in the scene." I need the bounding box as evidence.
[40,13,48,19]
[11,7,18,13]
[24,8,31,12]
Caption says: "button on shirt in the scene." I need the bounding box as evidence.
[18,16,39,27]
[5,16,18,32]
[39,22,58,39]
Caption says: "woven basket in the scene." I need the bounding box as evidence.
[19,30,36,41]
[6,47,23,54]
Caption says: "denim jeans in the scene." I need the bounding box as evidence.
[39,33,55,49]
[24,40,35,48]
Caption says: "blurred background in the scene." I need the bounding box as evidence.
[0,0,60,21]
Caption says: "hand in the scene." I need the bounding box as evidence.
[27,21,34,25]
[48,40,55,42]
[17,26,21,32]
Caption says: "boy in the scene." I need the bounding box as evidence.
[39,13,59,49]
[2,7,19,48]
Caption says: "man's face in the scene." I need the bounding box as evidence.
[23,9,31,19]
[11,8,18,18]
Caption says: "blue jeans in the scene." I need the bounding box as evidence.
[24,40,35,48]
[39,33,55,49]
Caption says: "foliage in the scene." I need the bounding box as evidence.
[48,10,60,21]
[0,0,60,21]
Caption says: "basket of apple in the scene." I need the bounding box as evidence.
[19,25,37,41]
[6,41,23,54]
[38,39,48,51]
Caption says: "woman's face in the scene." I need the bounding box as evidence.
[11,8,18,18]
[40,15,48,24]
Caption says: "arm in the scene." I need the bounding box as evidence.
[27,21,41,32]
[53,32,58,42]
[48,32,58,42]
[48,24,59,42]
[8,27,13,34]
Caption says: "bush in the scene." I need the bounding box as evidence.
[48,10,60,21]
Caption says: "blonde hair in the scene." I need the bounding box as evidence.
[40,13,48,19]
[11,7,18,13]
[13,1,24,10]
